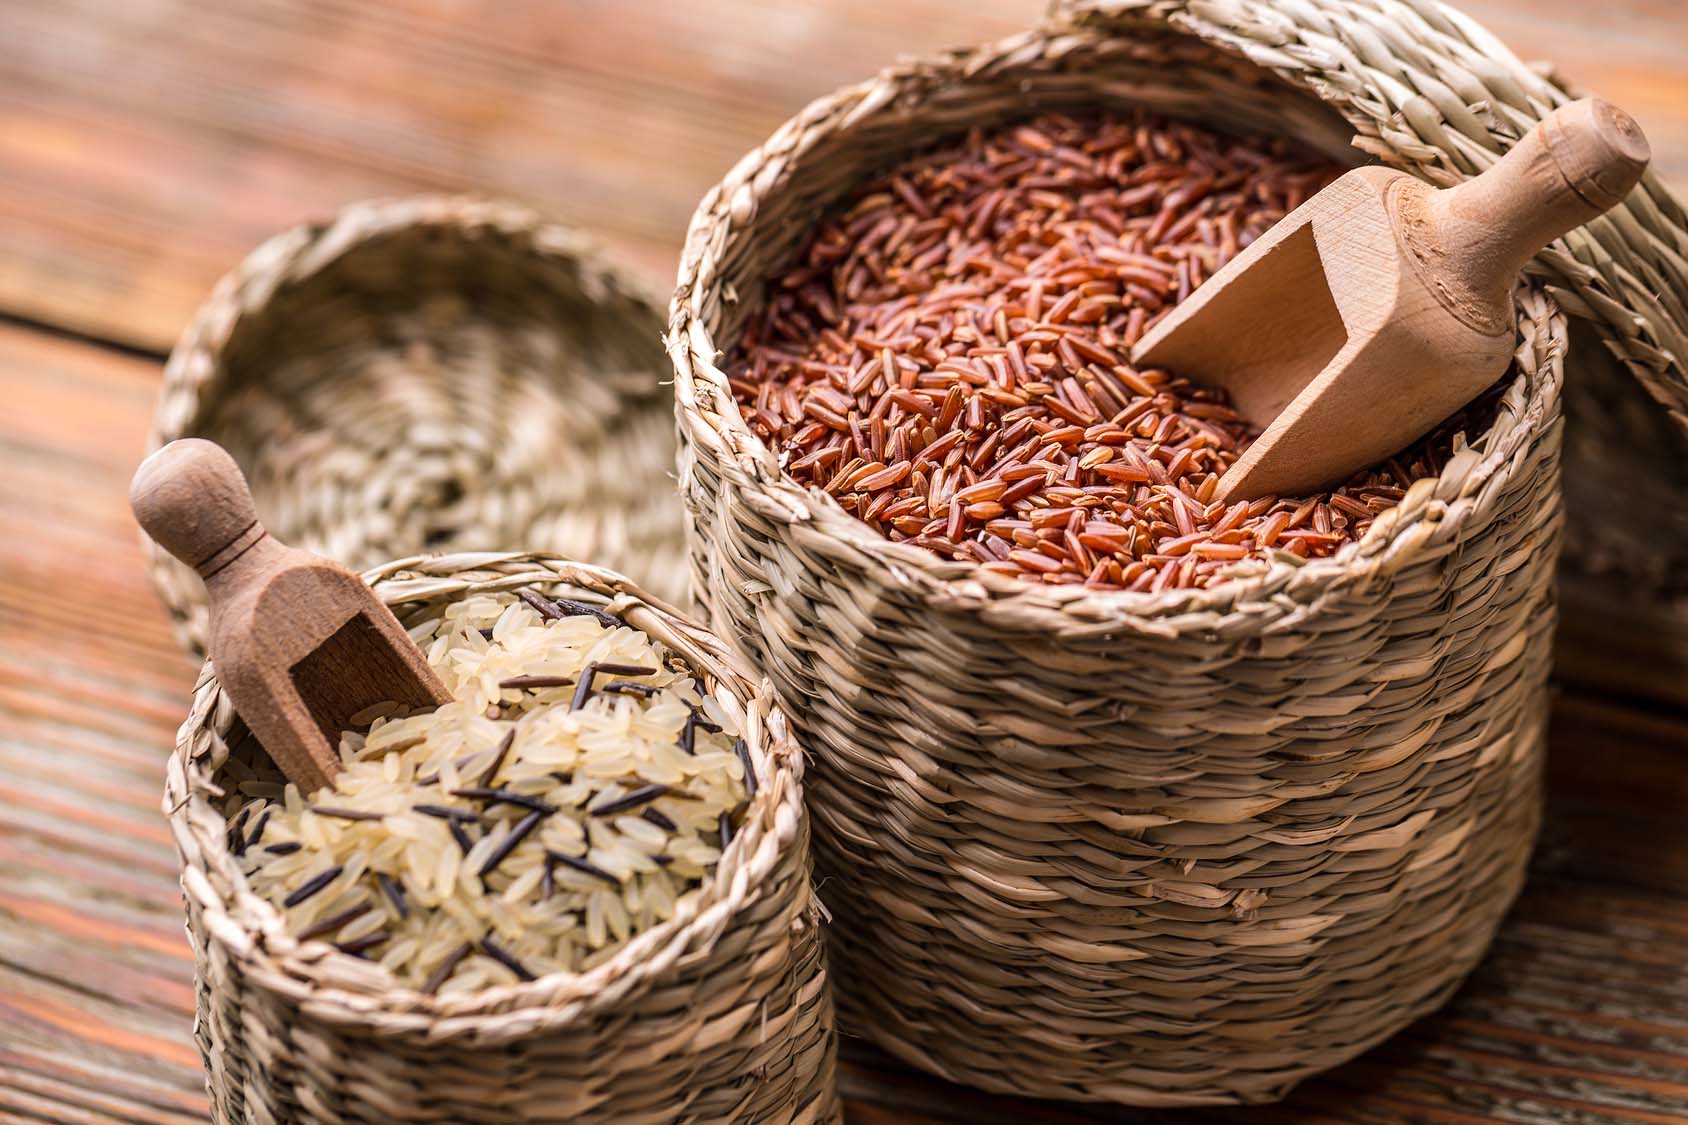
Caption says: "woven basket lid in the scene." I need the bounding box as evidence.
[144,196,689,656]
[1046,0,1688,596]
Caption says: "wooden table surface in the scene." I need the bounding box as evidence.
[3,2,1686,1122]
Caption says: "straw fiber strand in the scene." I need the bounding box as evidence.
[146,198,688,656]
[166,555,838,1123]
[669,9,1571,1106]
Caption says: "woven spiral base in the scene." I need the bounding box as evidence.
[166,555,838,1123]
[147,197,688,656]
[668,7,1576,1107]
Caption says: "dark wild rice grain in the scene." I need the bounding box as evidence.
[449,820,475,855]
[547,849,621,886]
[449,787,558,814]
[297,902,375,942]
[421,941,473,994]
[571,664,599,711]
[377,872,408,920]
[593,663,659,677]
[479,730,517,786]
[734,740,757,799]
[244,807,273,851]
[600,681,661,697]
[335,932,389,957]
[477,811,545,877]
[590,784,670,817]
[414,804,484,823]
[516,588,565,621]
[479,935,537,982]
[552,599,620,628]
[499,675,576,690]
[516,588,621,629]
[283,865,343,908]
[227,806,251,855]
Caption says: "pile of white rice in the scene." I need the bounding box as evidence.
[226,589,750,994]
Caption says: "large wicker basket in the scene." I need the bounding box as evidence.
[667,0,1685,1107]
[146,197,688,655]
[165,555,838,1123]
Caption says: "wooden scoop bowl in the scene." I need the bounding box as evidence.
[131,439,451,793]
[1132,97,1650,502]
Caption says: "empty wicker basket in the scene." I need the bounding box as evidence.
[166,555,838,1123]
[145,197,688,655]
[666,0,1686,1107]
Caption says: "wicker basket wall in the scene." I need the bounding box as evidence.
[146,197,689,656]
[667,7,1584,1109]
[166,555,838,1123]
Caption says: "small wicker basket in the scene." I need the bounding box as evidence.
[146,197,687,655]
[166,555,839,1123]
[665,0,1688,1107]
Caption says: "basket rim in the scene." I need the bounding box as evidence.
[667,21,1565,630]
[156,194,666,436]
[164,553,811,1041]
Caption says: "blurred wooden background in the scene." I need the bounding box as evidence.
[4,0,1687,352]
[3,2,1687,1123]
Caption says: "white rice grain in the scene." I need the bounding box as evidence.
[231,589,748,991]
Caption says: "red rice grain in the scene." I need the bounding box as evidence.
[728,111,1499,590]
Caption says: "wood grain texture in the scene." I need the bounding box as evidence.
[3,321,1687,1121]
[0,0,1043,352]
[3,1,1688,1120]
[1,0,1684,354]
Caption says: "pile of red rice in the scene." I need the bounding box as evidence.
[727,110,1496,592]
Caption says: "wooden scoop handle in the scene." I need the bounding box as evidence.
[133,439,453,794]
[130,439,270,577]
[1429,98,1649,299]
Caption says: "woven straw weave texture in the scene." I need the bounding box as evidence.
[1053,0,1688,675]
[145,197,689,656]
[667,2,1582,1107]
[166,555,838,1123]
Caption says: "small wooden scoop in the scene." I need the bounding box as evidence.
[1133,97,1650,501]
[131,439,451,793]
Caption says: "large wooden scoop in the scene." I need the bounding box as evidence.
[1133,98,1649,501]
[131,439,451,793]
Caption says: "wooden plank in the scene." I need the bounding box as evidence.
[0,322,207,1120]
[0,323,1685,1122]
[0,0,1683,353]
[1556,579,1688,711]
[1458,0,1688,180]
[0,0,1044,351]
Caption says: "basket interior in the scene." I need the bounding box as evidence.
[167,217,688,649]
[690,36,1556,609]
[190,569,779,1022]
